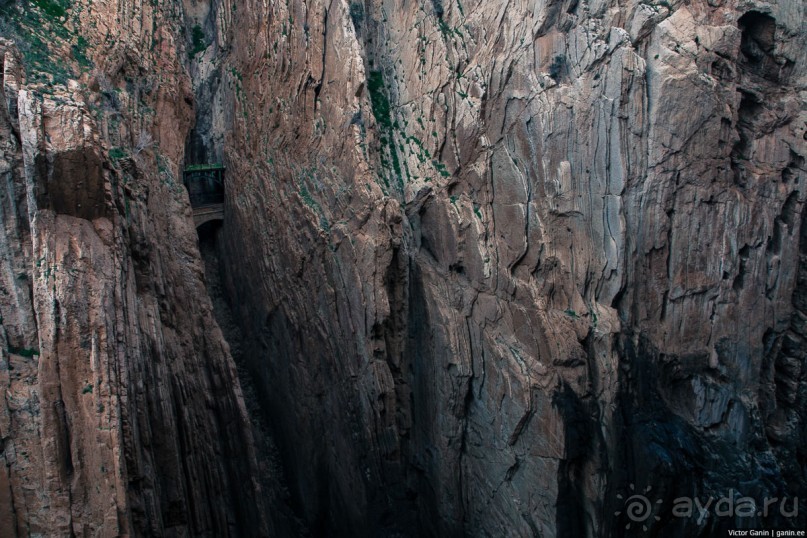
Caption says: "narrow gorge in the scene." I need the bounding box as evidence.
[0,0,805,536]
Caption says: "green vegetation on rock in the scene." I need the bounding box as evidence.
[0,0,86,83]
[7,345,40,358]
[367,70,404,192]
[188,24,208,59]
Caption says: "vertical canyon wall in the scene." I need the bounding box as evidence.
[0,2,287,535]
[210,0,806,535]
[0,0,805,536]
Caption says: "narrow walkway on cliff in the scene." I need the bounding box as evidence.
[184,164,225,227]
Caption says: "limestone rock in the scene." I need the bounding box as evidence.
[0,0,804,536]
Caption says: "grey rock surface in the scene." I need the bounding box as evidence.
[0,0,804,536]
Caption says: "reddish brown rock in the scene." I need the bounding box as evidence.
[0,0,805,536]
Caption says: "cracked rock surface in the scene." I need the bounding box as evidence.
[0,0,805,536]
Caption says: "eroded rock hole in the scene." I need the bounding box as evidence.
[737,11,789,81]
[739,11,776,63]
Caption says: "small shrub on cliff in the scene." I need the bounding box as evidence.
[188,24,208,60]
[349,2,364,32]
[134,130,154,154]
[367,71,392,131]
[109,147,127,161]
[549,54,566,80]
[71,35,92,71]
[31,0,70,19]
[7,345,40,358]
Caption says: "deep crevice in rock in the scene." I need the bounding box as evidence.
[197,220,308,537]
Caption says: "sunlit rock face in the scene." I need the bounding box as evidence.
[0,0,805,536]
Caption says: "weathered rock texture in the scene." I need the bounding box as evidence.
[0,2,285,535]
[0,0,805,536]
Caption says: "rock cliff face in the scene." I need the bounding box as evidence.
[0,4,283,535]
[0,0,805,536]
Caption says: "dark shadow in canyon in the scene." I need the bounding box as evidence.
[197,220,308,537]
